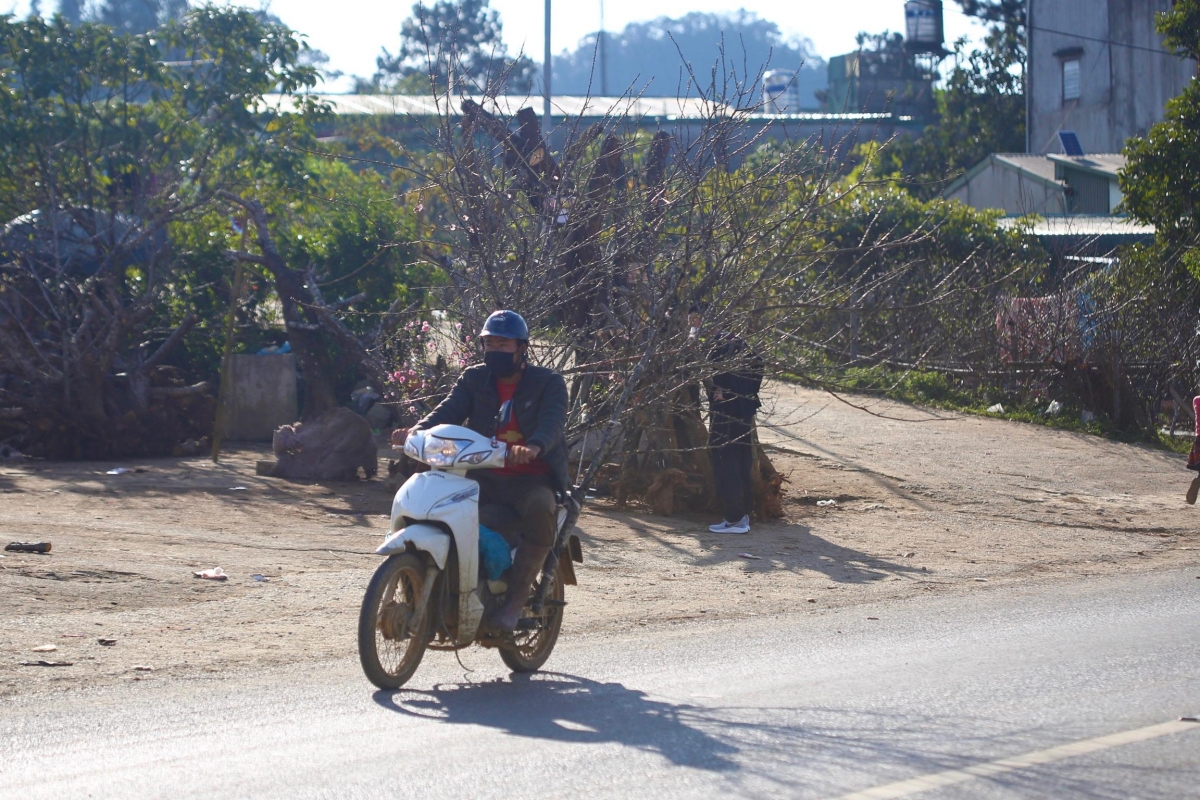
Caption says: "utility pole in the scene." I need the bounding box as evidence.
[599,0,608,96]
[543,0,552,124]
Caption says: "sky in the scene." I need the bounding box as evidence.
[6,0,989,91]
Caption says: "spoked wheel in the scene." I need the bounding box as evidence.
[358,553,433,690]
[500,568,564,673]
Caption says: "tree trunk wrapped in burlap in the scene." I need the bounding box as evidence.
[269,407,378,481]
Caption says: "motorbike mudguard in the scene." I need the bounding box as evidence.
[558,534,583,586]
[376,523,451,569]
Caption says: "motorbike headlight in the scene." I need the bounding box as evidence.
[424,436,461,467]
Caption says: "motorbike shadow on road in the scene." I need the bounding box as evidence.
[372,672,740,770]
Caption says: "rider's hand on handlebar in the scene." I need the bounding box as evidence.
[390,427,410,448]
[507,444,541,465]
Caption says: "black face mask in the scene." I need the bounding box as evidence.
[484,350,520,378]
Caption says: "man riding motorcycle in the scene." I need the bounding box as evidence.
[390,310,568,632]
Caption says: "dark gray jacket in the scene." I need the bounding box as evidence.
[414,363,570,492]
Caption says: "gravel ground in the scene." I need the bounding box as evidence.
[2,383,1196,696]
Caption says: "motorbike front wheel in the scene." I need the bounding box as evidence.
[500,568,564,673]
[358,553,433,690]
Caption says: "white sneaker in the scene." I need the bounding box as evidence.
[709,515,750,534]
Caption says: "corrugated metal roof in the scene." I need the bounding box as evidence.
[258,93,733,119]
[1046,153,1127,179]
[993,154,1061,185]
[997,215,1154,237]
[257,94,916,124]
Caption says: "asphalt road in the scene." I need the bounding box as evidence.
[3,568,1198,800]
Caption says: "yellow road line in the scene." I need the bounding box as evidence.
[835,719,1200,800]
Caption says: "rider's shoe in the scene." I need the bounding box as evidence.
[709,515,750,534]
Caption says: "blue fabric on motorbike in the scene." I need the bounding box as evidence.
[478,524,513,581]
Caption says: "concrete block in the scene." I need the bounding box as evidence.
[226,354,298,441]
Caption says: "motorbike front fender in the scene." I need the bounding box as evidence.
[376,523,451,569]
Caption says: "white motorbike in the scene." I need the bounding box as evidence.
[358,424,582,690]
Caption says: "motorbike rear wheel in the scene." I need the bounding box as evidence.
[500,568,564,673]
[358,553,432,690]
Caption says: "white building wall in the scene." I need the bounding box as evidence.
[1028,0,1196,155]
[947,161,1067,216]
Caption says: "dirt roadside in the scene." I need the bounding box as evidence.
[2,383,1197,697]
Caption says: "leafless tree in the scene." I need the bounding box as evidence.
[358,50,991,518]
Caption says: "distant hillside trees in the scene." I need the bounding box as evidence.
[552,11,825,105]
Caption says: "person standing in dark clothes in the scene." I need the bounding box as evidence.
[704,329,764,534]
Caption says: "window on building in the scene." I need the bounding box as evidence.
[1063,59,1081,103]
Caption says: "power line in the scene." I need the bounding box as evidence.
[1030,22,1187,58]
[960,9,1191,58]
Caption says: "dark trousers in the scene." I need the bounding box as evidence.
[472,471,557,548]
[709,417,754,523]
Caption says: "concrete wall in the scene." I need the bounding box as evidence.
[225,353,298,442]
[1028,0,1196,155]
[946,160,1067,216]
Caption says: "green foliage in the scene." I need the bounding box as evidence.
[266,159,432,339]
[951,0,1026,66]
[822,184,1037,362]
[742,147,1046,378]
[1159,0,1200,58]
[170,156,428,380]
[0,8,404,457]
[830,365,982,408]
[0,4,328,370]
[815,363,1186,451]
[881,29,1025,199]
[0,7,326,224]
[810,177,1041,297]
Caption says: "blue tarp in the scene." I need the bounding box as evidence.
[478,525,512,581]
